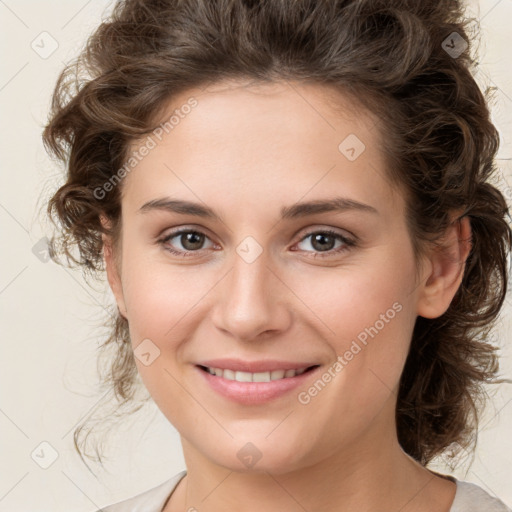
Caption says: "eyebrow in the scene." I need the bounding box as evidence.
[138,196,379,220]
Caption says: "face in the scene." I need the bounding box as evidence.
[104,79,430,473]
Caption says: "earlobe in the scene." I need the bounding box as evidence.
[416,215,472,319]
[101,217,128,319]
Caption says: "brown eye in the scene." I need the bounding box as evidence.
[310,232,337,252]
[295,229,355,258]
[159,229,214,257]
[176,231,205,251]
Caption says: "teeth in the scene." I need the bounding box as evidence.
[204,366,309,382]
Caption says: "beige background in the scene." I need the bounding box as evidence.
[0,1,511,510]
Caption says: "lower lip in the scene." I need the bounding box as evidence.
[195,365,320,405]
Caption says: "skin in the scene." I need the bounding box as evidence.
[102,79,471,512]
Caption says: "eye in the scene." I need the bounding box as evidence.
[158,227,356,259]
[158,228,216,257]
[293,229,356,258]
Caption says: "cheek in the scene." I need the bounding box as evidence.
[289,250,416,388]
[293,252,413,337]
[121,254,214,340]
[287,270,415,440]
[119,257,205,418]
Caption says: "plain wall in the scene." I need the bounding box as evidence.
[0,1,511,510]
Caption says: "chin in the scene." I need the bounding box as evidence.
[193,433,316,475]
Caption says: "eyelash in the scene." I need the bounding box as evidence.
[158,228,356,259]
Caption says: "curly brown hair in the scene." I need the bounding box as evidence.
[42,0,512,469]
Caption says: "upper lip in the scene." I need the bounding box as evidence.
[197,358,320,373]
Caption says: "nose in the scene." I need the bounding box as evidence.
[211,250,292,342]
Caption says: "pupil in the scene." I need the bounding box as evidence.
[312,233,334,251]
[182,232,203,250]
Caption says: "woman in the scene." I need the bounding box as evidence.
[43,0,512,510]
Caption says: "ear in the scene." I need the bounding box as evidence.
[416,214,472,319]
[100,215,128,319]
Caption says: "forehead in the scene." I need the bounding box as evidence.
[146,78,378,151]
[120,79,404,222]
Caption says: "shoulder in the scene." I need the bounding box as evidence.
[451,479,512,512]
[91,471,512,512]
[93,470,187,512]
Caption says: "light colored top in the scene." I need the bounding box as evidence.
[95,470,512,512]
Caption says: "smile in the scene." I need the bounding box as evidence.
[195,364,321,405]
[199,365,315,382]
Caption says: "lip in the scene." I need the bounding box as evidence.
[197,358,319,373]
[195,362,321,405]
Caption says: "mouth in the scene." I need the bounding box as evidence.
[195,363,322,405]
[196,364,320,382]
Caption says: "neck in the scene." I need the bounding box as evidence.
[168,407,455,512]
